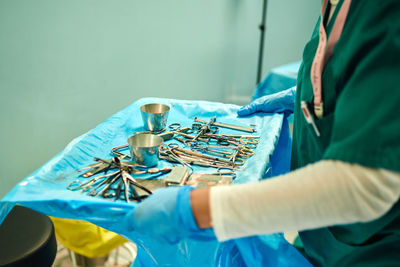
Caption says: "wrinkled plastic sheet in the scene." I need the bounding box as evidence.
[0,97,311,266]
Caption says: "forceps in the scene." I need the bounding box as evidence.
[165,143,193,172]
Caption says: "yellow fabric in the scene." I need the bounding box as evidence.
[51,217,127,258]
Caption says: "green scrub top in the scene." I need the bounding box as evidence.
[291,0,400,266]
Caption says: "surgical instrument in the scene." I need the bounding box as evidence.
[194,117,256,133]
[67,171,120,191]
[193,116,216,141]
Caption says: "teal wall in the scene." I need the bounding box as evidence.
[0,0,319,198]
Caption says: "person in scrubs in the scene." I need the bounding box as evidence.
[124,0,400,266]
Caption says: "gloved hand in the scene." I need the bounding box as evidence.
[237,87,296,116]
[123,186,215,244]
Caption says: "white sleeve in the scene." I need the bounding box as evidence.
[210,160,400,241]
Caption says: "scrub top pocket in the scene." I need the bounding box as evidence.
[301,112,334,160]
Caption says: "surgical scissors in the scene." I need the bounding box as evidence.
[162,143,193,174]
[95,172,122,197]
[123,171,153,200]
[67,170,119,191]
[190,141,248,161]
[168,123,195,134]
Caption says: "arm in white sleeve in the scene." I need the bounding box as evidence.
[210,160,400,241]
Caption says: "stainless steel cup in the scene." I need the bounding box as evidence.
[127,133,164,167]
[140,103,170,132]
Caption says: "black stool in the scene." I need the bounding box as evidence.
[0,205,57,267]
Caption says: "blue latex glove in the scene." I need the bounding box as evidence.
[123,186,215,244]
[237,87,296,116]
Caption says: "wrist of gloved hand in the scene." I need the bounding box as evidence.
[176,186,215,241]
[123,186,215,244]
[237,86,296,116]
